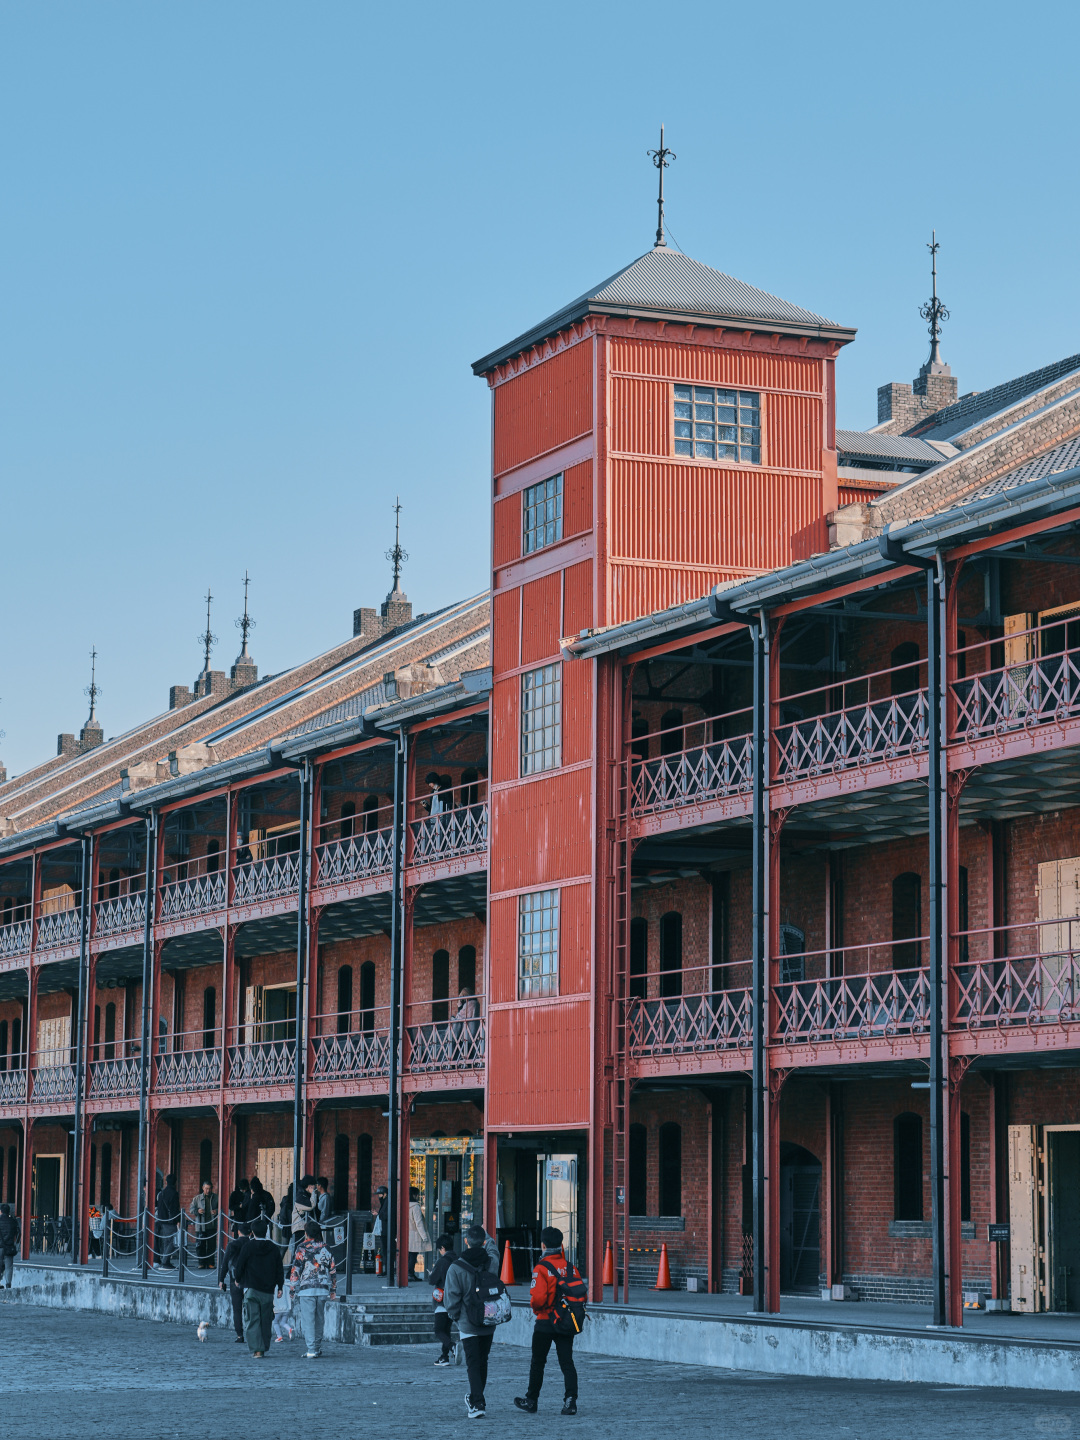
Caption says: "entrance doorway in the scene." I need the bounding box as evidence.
[411,1137,484,1261]
[32,1154,63,1218]
[779,1142,821,1293]
[1050,1129,1080,1312]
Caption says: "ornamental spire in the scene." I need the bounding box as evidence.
[647,124,676,249]
[919,230,950,372]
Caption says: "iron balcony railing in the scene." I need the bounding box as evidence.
[232,851,301,907]
[36,906,82,952]
[0,1068,27,1104]
[227,1029,296,1087]
[0,916,31,959]
[309,1007,391,1081]
[88,1054,141,1099]
[771,939,931,1044]
[952,918,1080,1028]
[154,1028,223,1092]
[31,1055,77,1104]
[314,828,394,889]
[951,625,1080,741]
[626,960,753,1058]
[158,854,228,922]
[93,891,146,939]
[410,804,488,866]
[403,997,486,1072]
[629,708,753,819]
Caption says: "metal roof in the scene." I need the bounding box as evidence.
[473,246,855,375]
[907,353,1080,442]
[964,436,1080,498]
[836,430,954,466]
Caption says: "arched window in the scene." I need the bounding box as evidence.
[357,1134,373,1210]
[659,1122,682,1217]
[359,962,375,1033]
[432,950,450,1024]
[11,1018,20,1067]
[960,1111,971,1223]
[199,1138,213,1188]
[458,945,477,996]
[202,987,216,1050]
[892,873,922,968]
[104,1003,116,1061]
[893,1112,923,1220]
[334,1133,350,1213]
[340,801,356,840]
[630,917,647,1000]
[629,1122,647,1215]
[0,1020,7,1073]
[461,769,479,809]
[100,1141,113,1209]
[206,838,221,875]
[336,967,353,1035]
[890,642,921,697]
[659,912,683,998]
[660,709,684,757]
[363,796,380,834]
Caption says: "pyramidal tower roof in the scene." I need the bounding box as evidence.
[473,245,855,375]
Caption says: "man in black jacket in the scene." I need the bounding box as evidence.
[154,1174,180,1269]
[0,1203,19,1288]
[218,1223,250,1342]
[234,1216,284,1358]
[427,1234,456,1366]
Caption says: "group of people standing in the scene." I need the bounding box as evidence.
[151,1176,220,1269]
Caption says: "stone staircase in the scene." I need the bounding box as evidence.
[348,1297,453,1347]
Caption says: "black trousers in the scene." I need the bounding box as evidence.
[528,1326,578,1401]
[462,1332,494,1408]
[434,1311,453,1356]
[229,1279,244,1338]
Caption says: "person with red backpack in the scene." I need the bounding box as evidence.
[513,1226,585,1416]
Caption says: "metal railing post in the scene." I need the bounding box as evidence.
[177,1209,186,1284]
[102,1208,110,1278]
[345,1211,354,1296]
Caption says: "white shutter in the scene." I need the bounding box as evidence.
[1009,1124,1042,1312]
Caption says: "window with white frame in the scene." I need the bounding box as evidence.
[521,663,561,774]
[518,888,559,998]
[523,473,563,554]
[673,385,761,464]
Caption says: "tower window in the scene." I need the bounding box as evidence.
[523,473,563,554]
[518,888,559,999]
[674,385,760,463]
[521,664,562,775]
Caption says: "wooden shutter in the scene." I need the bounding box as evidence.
[1008,1123,1043,1312]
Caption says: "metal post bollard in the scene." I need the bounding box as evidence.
[140,1205,149,1280]
[345,1212,354,1297]
[102,1209,110,1278]
[177,1211,186,1284]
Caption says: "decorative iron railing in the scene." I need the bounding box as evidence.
[951,649,1080,741]
[35,908,82,951]
[626,990,753,1057]
[227,1037,296,1086]
[232,853,301,906]
[773,967,930,1043]
[773,691,929,782]
[0,1068,27,1104]
[309,1028,390,1081]
[0,917,31,959]
[629,738,753,817]
[94,892,146,939]
[158,871,227,922]
[410,804,488,865]
[314,829,394,888]
[952,948,1080,1028]
[31,1062,77,1103]
[155,1045,222,1092]
[88,1055,142,1099]
[405,1017,485,1072]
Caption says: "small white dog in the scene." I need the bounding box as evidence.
[196,1321,209,1342]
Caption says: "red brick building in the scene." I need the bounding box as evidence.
[3,237,1080,1327]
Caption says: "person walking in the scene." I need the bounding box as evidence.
[428,1233,456,1366]
[191,1180,218,1268]
[154,1173,180,1269]
[218,1222,250,1343]
[444,1223,500,1418]
[372,1184,388,1271]
[513,1227,581,1416]
[288,1218,339,1359]
[233,1216,284,1359]
[408,1186,431,1282]
[0,1202,20,1287]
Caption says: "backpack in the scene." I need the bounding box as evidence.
[455,1255,512,1328]
[539,1258,588,1335]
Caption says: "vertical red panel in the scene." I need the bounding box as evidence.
[490,769,592,892]
[563,458,593,537]
[493,493,522,570]
[486,1000,591,1128]
[608,336,822,394]
[520,571,562,666]
[767,392,822,473]
[560,881,592,995]
[492,341,594,476]
[491,587,520,676]
[488,895,518,1005]
[561,658,593,767]
[611,375,669,456]
[489,677,518,785]
[562,560,593,638]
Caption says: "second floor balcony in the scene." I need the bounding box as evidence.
[0,1067,27,1105]
[953,918,1080,1031]
[626,961,752,1059]
[314,806,394,892]
[154,1027,222,1092]
[629,709,752,819]
[309,1006,391,1082]
[403,996,486,1073]
[88,1048,141,1101]
[772,940,931,1046]
[0,914,31,959]
[94,888,146,940]
[31,1046,76,1104]
[226,1025,296,1088]
[36,905,82,953]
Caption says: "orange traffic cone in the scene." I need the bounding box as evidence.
[602,1241,615,1287]
[653,1243,672,1291]
[500,1239,515,1285]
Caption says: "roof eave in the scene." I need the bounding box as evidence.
[366,673,492,731]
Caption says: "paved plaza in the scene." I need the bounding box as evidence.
[0,1300,1077,1439]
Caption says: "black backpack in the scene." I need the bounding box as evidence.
[539,1258,588,1335]
[455,1255,511,1329]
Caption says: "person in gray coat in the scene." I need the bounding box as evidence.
[444,1224,499,1418]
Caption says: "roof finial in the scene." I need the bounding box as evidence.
[198,588,217,674]
[235,570,256,660]
[919,230,950,371]
[647,124,676,249]
[83,646,101,722]
[385,497,408,595]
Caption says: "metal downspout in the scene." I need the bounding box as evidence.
[751,614,767,1313]
[71,833,92,1268]
[292,758,312,1199]
[135,809,158,1279]
[927,553,948,1327]
[386,725,407,1286]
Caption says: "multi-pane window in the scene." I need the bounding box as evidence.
[523,473,563,554]
[521,663,561,775]
[673,385,761,464]
[519,888,559,998]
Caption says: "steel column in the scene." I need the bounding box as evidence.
[386,726,407,1286]
[21,966,38,1260]
[927,559,948,1326]
[292,759,312,1201]
[135,809,158,1278]
[751,615,767,1312]
[71,833,92,1267]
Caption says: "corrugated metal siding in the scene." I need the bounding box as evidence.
[488,895,517,1004]
[611,375,668,456]
[561,657,593,767]
[493,492,521,569]
[491,768,592,892]
[610,459,821,570]
[559,880,592,995]
[839,483,891,506]
[490,677,518,785]
[767,392,822,474]
[493,341,594,476]
[562,559,593,637]
[487,998,591,1128]
[520,571,562,666]
[608,338,821,395]
[492,587,520,675]
[563,458,593,536]
[610,563,736,624]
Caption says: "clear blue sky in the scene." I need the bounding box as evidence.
[1,0,1077,778]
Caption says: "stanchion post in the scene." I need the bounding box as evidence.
[102,1209,110,1278]
[177,1209,186,1284]
[345,1212,354,1297]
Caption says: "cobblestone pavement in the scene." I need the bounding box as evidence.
[2,1302,1078,1439]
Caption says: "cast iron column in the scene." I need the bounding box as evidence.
[135,810,158,1278]
[751,616,767,1312]
[928,557,948,1326]
[292,759,312,1198]
[386,726,407,1285]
